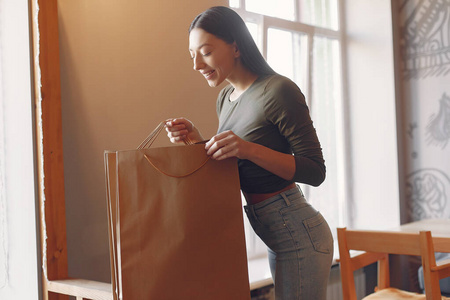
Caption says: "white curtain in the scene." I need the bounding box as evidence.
[0,0,8,288]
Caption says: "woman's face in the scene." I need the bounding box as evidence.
[189,28,239,87]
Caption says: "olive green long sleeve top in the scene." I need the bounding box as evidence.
[216,74,326,194]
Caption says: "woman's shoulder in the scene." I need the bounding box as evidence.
[259,74,305,105]
[262,74,300,93]
[259,75,309,121]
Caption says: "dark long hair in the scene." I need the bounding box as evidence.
[189,6,276,76]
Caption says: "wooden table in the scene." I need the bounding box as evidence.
[380,218,450,292]
[389,219,450,252]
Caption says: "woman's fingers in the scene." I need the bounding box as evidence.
[165,118,193,143]
[169,136,186,143]
[165,117,203,144]
[166,118,192,129]
[166,124,188,135]
[211,144,237,160]
[206,131,246,160]
[166,127,187,139]
[205,132,227,152]
[205,131,229,149]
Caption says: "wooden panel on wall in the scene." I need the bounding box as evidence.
[30,0,68,299]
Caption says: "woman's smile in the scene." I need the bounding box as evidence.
[202,69,216,80]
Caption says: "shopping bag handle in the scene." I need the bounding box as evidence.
[139,121,211,177]
[137,122,166,149]
[137,121,196,149]
[143,154,211,178]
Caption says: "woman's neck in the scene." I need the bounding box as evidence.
[227,66,258,101]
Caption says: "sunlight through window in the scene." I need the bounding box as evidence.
[229,0,240,8]
[268,28,294,80]
[299,0,339,29]
[246,0,295,21]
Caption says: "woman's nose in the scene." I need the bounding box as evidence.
[193,56,204,71]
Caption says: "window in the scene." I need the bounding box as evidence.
[0,0,41,298]
[230,0,348,258]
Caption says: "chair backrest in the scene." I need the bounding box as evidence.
[337,228,450,300]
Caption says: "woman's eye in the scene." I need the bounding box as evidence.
[202,52,211,57]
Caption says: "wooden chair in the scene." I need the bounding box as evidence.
[337,228,450,300]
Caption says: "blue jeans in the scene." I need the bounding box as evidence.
[244,186,333,300]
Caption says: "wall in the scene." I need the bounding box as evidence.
[58,0,227,282]
[344,0,400,229]
[392,0,450,292]
[0,0,41,299]
[395,0,450,223]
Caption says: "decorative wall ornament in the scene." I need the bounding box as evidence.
[426,92,450,148]
[406,168,450,220]
[400,0,450,79]
[407,122,419,158]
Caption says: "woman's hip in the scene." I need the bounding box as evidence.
[244,186,333,255]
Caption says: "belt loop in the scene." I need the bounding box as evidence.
[248,205,257,220]
[281,192,290,206]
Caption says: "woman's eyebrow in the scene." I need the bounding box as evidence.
[189,43,212,51]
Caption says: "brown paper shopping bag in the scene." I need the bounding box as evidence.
[104,123,250,300]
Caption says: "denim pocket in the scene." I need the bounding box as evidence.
[302,212,332,254]
[252,207,286,231]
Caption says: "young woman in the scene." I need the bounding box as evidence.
[166,6,334,300]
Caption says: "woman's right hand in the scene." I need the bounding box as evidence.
[165,118,203,144]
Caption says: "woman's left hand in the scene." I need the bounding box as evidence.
[206,130,296,180]
[205,130,252,160]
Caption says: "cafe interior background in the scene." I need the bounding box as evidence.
[1,0,449,299]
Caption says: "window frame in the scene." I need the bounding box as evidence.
[230,0,351,258]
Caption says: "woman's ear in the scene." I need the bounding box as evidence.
[232,42,240,58]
